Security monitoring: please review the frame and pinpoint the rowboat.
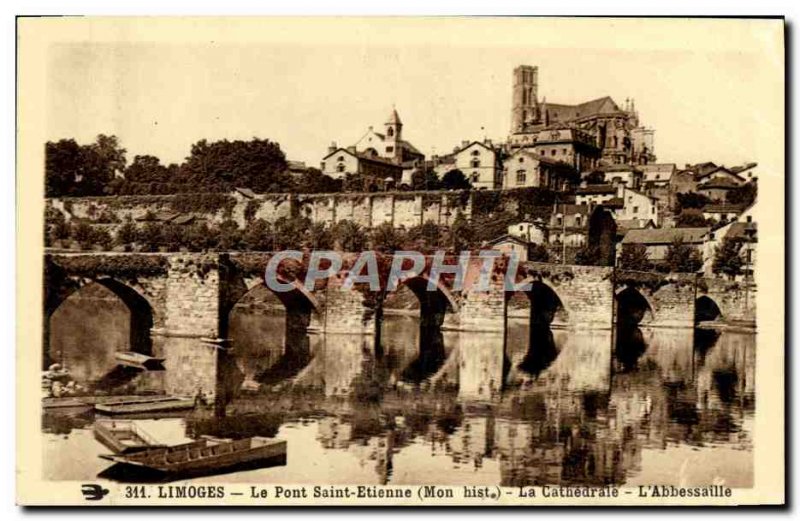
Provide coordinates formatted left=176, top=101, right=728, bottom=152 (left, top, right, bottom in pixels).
left=114, top=351, right=166, bottom=370
left=94, top=396, right=195, bottom=415
left=93, top=419, right=166, bottom=454
left=99, top=437, right=287, bottom=476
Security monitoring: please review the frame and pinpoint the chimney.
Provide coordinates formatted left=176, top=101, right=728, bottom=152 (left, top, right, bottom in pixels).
left=347, top=146, right=356, bottom=153
left=329, top=141, right=338, bottom=154
left=461, top=140, right=469, bottom=148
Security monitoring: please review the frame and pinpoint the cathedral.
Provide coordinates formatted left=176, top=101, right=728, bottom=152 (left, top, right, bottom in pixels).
left=508, top=65, right=656, bottom=167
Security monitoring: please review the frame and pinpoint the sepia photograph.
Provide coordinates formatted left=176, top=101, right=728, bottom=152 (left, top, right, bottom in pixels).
left=15, top=16, right=785, bottom=506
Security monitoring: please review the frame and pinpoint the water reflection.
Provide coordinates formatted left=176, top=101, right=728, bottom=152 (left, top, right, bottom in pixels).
left=44, top=306, right=755, bottom=488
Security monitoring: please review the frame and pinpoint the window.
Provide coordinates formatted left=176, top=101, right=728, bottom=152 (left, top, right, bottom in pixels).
left=575, top=216, right=582, bottom=226
left=551, top=149, right=556, bottom=156
left=386, top=146, right=394, bottom=153
left=562, top=148, right=567, bottom=155
left=387, top=127, right=394, bottom=137
left=633, top=206, right=639, bottom=214
left=337, top=164, right=345, bottom=173
left=471, top=172, right=480, bottom=183
left=321, top=162, right=326, bottom=170
left=471, top=159, right=480, bottom=168
left=471, top=149, right=480, bottom=156
left=556, top=217, right=562, bottom=226
left=519, top=225, right=524, bottom=231
left=337, top=156, right=344, bottom=162
left=516, top=170, right=526, bottom=184
left=519, top=157, right=524, bottom=163
left=746, top=215, right=753, bottom=223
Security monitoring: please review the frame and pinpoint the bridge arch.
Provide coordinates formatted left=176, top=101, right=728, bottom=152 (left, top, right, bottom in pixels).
left=506, top=277, right=570, bottom=326
left=615, top=286, right=655, bottom=326
left=45, top=276, right=155, bottom=385
left=695, top=295, right=723, bottom=323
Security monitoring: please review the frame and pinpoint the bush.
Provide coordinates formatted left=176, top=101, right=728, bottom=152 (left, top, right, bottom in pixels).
left=574, top=245, right=604, bottom=266
left=243, top=199, right=262, bottom=223
left=369, top=222, right=406, bottom=252
left=332, top=220, right=366, bottom=252
left=242, top=219, right=273, bottom=251
left=528, top=244, right=550, bottom=262
left=114, top=220, right=138, bottom=246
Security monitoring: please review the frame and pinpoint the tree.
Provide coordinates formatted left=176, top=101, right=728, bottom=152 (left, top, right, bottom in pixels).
left=727, top=182, right=757, bottom=206
left=664, top=238, right=703, bottom=273
left=618, top=243, right=651, bottom=271
left=583, top=171, right=606, bottom=185
left=407, top=220, right=442, bottom=249
left=528, top=243, right=550, bottom=262
left=272, top=216, right=311, bottom=250
left=45, top=139, right=83, bottom=197
left=332, top=220, right=366, bottom=252
left=70, top=222, right=94, bottom=249
left=114, top=219, right=138, bottom=246
left=675, top=208, right=710, bottom=228
left=242, top=218, right=273, bottom=251
left=441, top=169, right=471, bottom=191
left=294, top=168, right=342, bottom=194
left=216, top=220, right=242, bottom=251
left=411, top=169, right=441, bottom=191
left=45, top=135, right=126, bottom=196
left=712, top=236, right=744, bottom=279
left=370, top=222, right=406, bottom=252
left=308, top=222, right=333, bottom=249
left=180, top=138, right=291, bottom=193
left=137, top=222, right=166, bottom=252
left=574, top=245, right=604, bottom=266
left=447, top=211, right=476, bottom=252
left=674, top=192, right=712, bottom=212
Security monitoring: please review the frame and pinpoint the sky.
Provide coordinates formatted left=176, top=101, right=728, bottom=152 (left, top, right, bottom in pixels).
left=43, top=17, right=784, bottom=171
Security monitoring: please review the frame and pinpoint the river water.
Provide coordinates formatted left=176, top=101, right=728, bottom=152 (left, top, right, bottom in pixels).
left=43, top=309, right=755, bottom=487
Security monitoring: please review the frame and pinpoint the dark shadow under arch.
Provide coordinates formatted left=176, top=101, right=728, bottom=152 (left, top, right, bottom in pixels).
left=616, top=286, right=654, bottom=327
left=506, top=281, right=566, bottom=378
left=695, top=295, right=723, bottom=323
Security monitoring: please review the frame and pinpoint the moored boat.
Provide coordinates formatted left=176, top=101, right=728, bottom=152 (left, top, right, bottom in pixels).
left=114, top=351, right=166, bottom=370
left=99, top=437, right=287, bottom=476
left=94, top=396, right=195, bottom=415
left=93, top=419, right=166, bottom=454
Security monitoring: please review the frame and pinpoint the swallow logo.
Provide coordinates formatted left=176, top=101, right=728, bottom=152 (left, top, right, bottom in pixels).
left=81, top=484, right=109, bottom=501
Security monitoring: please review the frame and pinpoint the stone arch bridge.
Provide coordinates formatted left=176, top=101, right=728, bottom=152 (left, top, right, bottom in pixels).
left=44, top=252, right=755, bottom=399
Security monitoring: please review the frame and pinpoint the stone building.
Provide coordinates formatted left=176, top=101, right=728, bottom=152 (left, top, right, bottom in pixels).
left=508, top=64, right=656, bottom=167
left=502, top=148, right=578, bottom=191
left=508, top=124, right=601, bottom=172
left=352, top=108, right=425, bottom=166
left=449, top=140, right=503, bottom=190
left=575, top=184, right=620, bottom=206
left=320, top=146, right=403, bottom=186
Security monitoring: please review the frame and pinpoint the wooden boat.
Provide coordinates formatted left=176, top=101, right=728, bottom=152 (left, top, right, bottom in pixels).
left=42, top=397, right=91, bottom=410
left=99, top=437, right=287, bottom=475
left=94, top=396, right=195, bottom=416
left=94, top=419, right=166, bottom=454
left=114, top=351, right=166, bottom=370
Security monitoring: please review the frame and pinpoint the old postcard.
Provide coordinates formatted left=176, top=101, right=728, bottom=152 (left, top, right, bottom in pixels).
left=16, top=17, right=784, bottom=506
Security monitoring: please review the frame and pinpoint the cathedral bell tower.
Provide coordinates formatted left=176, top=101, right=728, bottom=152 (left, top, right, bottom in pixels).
left=385, top=107, right=403, bottom=161
left=511, top=65, right=539, bottom=133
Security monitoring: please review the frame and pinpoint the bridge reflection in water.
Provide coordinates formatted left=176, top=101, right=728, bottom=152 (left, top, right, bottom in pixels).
left=44, top=286, right=755, bottom=487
